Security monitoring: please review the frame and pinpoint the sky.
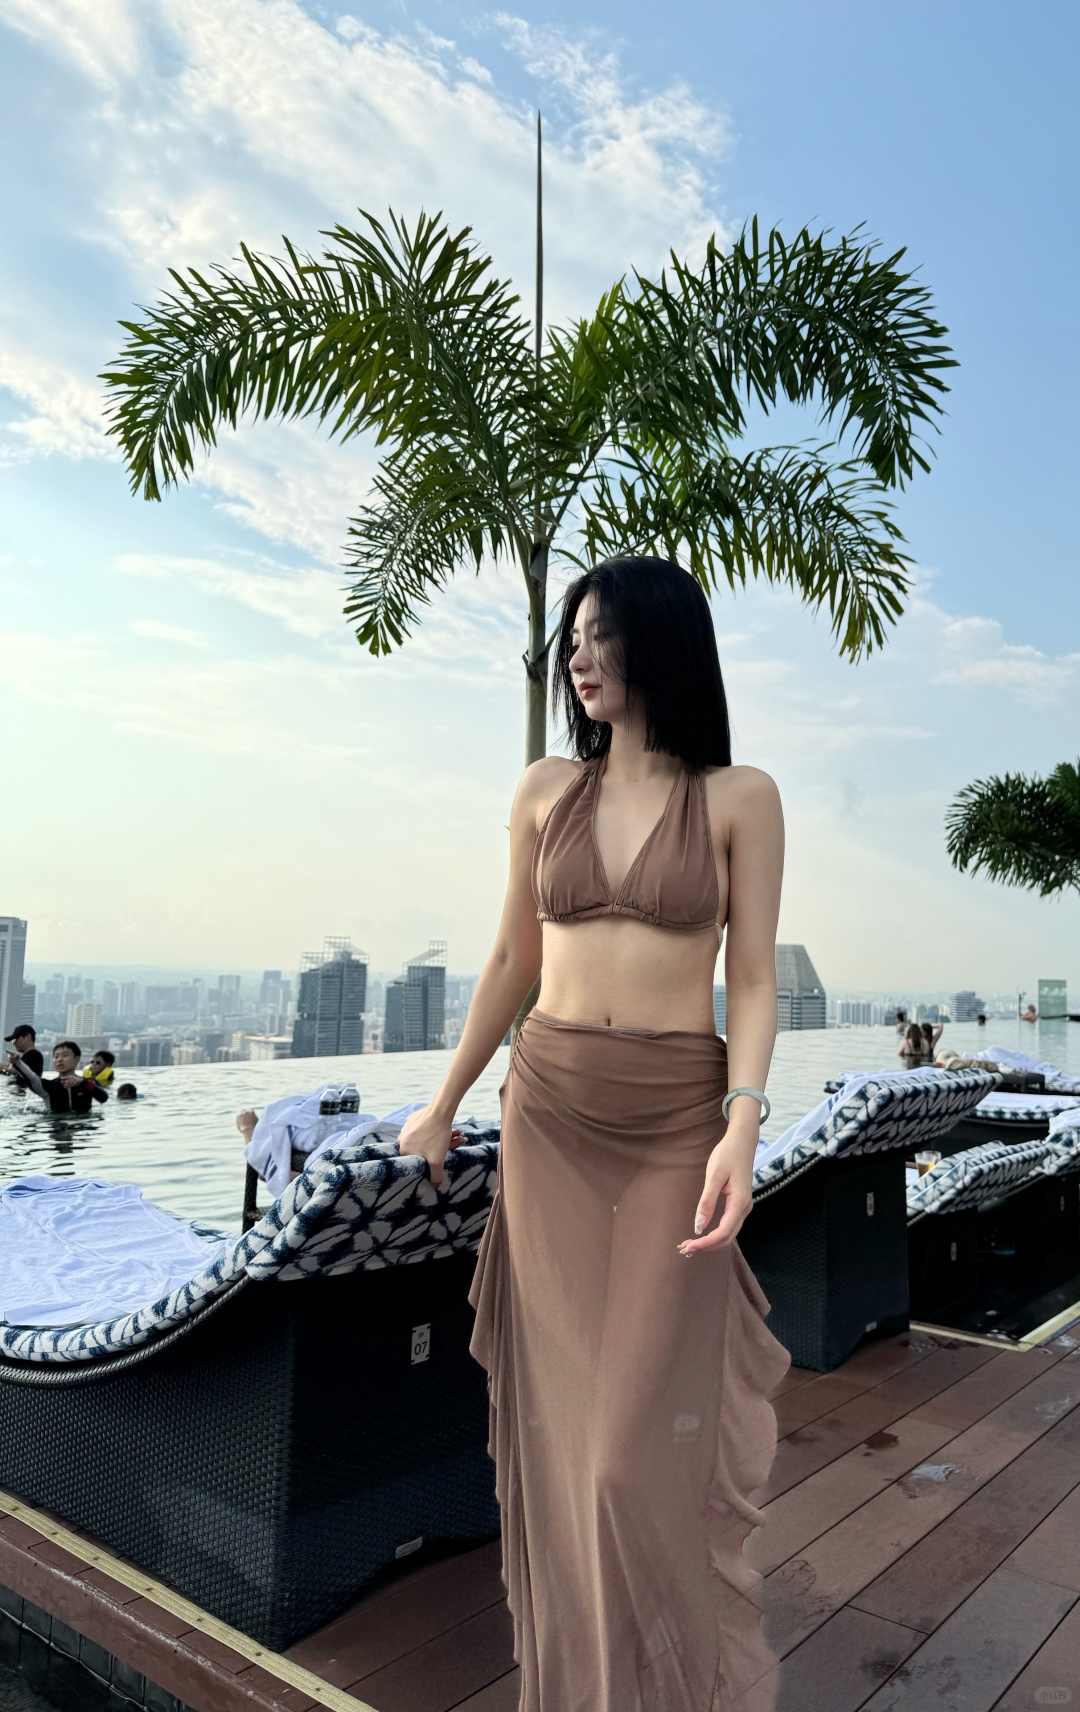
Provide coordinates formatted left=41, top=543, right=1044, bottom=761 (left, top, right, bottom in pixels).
left=1, top=0, right=1078, bottom=996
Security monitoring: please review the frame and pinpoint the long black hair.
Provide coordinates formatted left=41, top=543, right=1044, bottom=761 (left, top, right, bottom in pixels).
left=551, top=556, right=731, bottom=768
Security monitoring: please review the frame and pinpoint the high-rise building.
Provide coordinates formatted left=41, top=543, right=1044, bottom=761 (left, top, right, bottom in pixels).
left=118, top=982, right=143, bottom=1019
left=43, top=974, right=65, bottom=1017
left=0, top=917, right=28, bottom=1040
left=291, top=938, right=368, bottom=1058
left=102, top=981, right=120, bottom=1018
left=713, top=985, right=726, bottom=1033
left=20, top=983, right=35, bottom=1025
left=775, top=945, right=827, bottom=1031
left=836, top=999, right=874, bottom=1025
left=384, top=942, right=447, bottom=1053
left=66, top=1000, right=103, bottom=1038
left=132, top=1037, right=173, bottom=1067
left=260, top=969, right=283, bottom=1007
left=952, top=990, right=986, bottom=1022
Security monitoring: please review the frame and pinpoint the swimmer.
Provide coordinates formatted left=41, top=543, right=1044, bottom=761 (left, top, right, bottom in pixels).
left=2, top=1024, right=43, bottom=1079
left=81, top=1049, right=115, bottom=1088
left=10, top=1040, right=109, bottom=1113
left=116, top=1083, right=138, bottom=1101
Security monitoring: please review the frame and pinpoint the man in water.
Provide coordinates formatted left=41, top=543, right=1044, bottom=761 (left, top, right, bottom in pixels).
left=2, top=1024, right=43, bottom=1080
left=9, top=1040, right=109, bottom=1114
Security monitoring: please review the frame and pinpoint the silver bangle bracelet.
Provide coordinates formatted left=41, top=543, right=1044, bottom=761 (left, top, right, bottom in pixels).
left=722, top=1086, right=771, bottom=1125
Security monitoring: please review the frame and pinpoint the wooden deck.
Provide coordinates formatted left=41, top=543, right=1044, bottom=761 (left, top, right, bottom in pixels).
left=285, top=1325, right=1080, bottom=1712
left=2, top=1323, right=1079, bottom=1711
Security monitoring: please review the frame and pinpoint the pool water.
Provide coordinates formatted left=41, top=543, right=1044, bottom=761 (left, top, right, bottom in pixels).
left=2, top=1021, right=1077, bottom=1233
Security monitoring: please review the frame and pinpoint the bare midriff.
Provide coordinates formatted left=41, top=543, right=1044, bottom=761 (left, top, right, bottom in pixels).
left=536, top=916, right=721, bottom=1034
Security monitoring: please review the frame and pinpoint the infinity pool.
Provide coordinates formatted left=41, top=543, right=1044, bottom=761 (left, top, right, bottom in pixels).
left=2, top=1020, right=1076, bottom=1232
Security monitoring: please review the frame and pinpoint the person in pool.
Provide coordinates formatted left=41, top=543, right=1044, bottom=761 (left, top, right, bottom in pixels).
left=81, top=1049, right=115, bottom=1088
left=10, top=1040, right=110, bottom=1113
left=2, top=1024, right=43, bottom=1080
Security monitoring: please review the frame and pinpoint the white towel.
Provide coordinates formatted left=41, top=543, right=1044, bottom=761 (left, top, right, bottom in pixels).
left=0, top=1178, right=227, bottom=1328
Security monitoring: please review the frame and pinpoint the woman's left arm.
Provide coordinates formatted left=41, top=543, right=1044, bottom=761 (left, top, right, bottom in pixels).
left=679, top=768, right=784, bottom=1255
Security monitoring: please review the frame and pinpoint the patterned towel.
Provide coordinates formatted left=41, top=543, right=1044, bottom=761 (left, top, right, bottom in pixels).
left=906, top=1138, right=1051, bottom=1222
left=0, top=1128, right=500, bottom=1365
left=1040, top=1113, right=1080, bottom=1177
left=973, top=1092, right=1080, bottom=1123
left=752, top=1068, right=997, bottom=1200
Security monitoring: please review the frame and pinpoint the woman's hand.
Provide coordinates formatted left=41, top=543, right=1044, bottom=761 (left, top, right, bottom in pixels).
left=677, top=1132, right=756, bottom=1255
left=396, top=1105, right=464, bottom=1189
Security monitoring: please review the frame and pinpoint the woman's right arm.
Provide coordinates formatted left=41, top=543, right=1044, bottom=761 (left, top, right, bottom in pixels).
left=396, top=762, right=556, bottom=1185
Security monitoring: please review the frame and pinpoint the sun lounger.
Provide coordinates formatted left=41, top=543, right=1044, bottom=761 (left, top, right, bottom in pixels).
left=740, top=1067, right=998, bottom=1371
left=974, top=1047, right=1080, bottom=1095
left=1013, top=1113, right=1080, bottom=1290
left=0, top=1132, right=500, bottom=1650
left=906, top=1139, right=1053, bottom=1320
left=934, top=1090, right=1080, bottom=1156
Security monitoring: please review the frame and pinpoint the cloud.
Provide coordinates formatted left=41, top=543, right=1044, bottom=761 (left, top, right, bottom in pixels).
left=0, top=341, right=110, bottom=463
left=0, top=622, right=361, bottom=760
left=117, top=551, right=347, bottom=639
left=931, top=609, right=1080, bottom=703
left=0, top=0, right=142, bottom=83
left=128, top=619, right=207, bottom=647
left=4, top=0, right=726, bottom=304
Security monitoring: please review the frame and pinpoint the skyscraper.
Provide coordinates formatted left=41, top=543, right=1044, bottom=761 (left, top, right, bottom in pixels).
left=291, top=938, right=368, bottom=1058
left=775, top=944, right=827, bottom=1030
left=384, top=942, right=447, bottom=1053
left=0, top=917, right=28, bottom=1040
left=66, top=1000, right=103, bottom=1038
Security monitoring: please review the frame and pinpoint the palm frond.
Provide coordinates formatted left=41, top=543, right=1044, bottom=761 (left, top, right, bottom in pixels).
left=572, top=442, right=910, bottom=659
left=945, top=763, right=1080, bottom=897
left=342, top=442, right=526, bottom=654
left=101, top=211, right=532, bottom=502
left=630, top=222, right=956, bottom=486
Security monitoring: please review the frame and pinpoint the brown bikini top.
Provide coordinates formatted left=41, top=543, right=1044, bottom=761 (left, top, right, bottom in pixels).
left=532, top=753, right=721, bottom=932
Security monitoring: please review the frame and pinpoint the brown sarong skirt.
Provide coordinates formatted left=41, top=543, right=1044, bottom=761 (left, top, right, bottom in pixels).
left=468, top=1009, right=790, bottom=1712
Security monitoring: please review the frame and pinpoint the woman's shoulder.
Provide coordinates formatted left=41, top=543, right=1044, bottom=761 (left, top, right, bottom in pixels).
left=520, top=755, right=583, bottom=792
left=516, top=756, right=586, bottom=821
left=703, top=764, right=781, bottom=810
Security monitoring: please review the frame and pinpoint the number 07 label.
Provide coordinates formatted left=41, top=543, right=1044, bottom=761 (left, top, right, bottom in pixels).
left=411, top=1323, right=431, bottom=1364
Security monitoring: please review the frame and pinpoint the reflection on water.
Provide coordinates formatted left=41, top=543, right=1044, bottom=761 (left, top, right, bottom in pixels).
left=2, top=1021, right=1076, bottom=1233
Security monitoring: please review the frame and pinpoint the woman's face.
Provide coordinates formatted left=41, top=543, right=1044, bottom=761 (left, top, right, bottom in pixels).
left=568, top=591, right=627, bottom=726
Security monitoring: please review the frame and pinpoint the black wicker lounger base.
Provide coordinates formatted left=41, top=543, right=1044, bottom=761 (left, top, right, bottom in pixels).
left=979, top=1176, right=1080, bottom=1297
left=908, top=1207, right=980, bottom=1323
left=0, top=1252, right=499, bottom=1651
left=740, top=1152, right=910, bottom=1373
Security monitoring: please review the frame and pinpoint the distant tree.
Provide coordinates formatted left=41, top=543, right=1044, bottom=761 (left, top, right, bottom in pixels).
left=946, top=761, right=1080, bottom=897
left=101, top=189, right=953, bottom=763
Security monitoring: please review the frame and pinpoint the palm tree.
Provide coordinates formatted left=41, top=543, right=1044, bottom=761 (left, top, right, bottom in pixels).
left=946, top=761, right=1080, bottom=897
left=102, top=165, right=953, bottom=764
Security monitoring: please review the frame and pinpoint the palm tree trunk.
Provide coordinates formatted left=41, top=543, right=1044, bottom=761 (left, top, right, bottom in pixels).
left=525, top=539, right=549, bottom=765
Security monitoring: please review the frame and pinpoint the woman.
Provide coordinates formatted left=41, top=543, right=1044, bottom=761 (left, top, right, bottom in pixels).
left=399, top=557, right=789, bottom=1711
left=898, top=1021, right=941, bottom=1061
